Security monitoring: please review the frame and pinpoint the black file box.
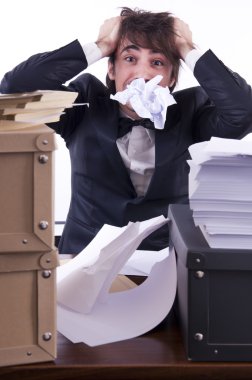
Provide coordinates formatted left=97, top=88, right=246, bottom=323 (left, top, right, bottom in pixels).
left=168, top=203, right=252, bottom=361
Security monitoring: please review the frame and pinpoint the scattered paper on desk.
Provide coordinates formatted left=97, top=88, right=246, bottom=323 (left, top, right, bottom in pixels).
left=57, top=215, right=177, bottom=346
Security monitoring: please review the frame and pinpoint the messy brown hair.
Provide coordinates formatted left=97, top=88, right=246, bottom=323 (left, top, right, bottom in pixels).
left=106, top=7, right=181, bottom=94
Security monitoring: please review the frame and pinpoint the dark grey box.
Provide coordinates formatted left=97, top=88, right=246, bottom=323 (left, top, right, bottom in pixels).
left=168, top=204, right=252, bottom=361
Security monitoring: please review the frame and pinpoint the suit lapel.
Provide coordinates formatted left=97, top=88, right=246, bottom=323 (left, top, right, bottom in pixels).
left=145, top=103, right=181, bottom=197
left=91, top=96, right=136, bottom=195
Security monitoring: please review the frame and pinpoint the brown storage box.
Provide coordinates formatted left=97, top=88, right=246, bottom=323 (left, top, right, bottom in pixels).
left=0, top=249, right=58, bottom=366
left=0, top=125, right=56, bottom=252
left=0, top=125, right=59, bottom=366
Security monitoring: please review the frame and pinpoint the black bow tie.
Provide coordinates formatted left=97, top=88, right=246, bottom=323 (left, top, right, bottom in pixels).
left=118, top=117, right=155, bottom=138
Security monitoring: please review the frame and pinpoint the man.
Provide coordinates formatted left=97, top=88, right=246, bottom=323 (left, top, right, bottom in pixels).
left=1, top=8, right=252, bottom=254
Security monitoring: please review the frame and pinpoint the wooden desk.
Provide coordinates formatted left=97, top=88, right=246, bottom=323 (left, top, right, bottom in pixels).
left=1, top=311, right=252, bottom=380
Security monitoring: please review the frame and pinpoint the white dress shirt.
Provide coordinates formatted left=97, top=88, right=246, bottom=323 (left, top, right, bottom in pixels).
left=81, top=41, right=204, bottom=196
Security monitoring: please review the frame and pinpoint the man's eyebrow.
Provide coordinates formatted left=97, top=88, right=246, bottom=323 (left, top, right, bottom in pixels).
left=120, top=44, right=140, bottom=54
left=120, top=44, right=164, bottom=56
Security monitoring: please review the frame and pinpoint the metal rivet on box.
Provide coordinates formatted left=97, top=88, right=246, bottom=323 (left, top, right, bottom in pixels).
left=42, top=332, right=52, bottom=341
left=27, top=351, right=32, bottom=356
left=42, top=270, right=51, bottom=278
left=22, top=239, right=28, bottom=244
left=42, top=139, right=49, bottom=145
left=39, top=220, right=49, bottom=230
left=38, top=154, right=49, bottom=164
left=194, top=333, right=204, bottom=341
left=195, top=270, right=205, bottom=279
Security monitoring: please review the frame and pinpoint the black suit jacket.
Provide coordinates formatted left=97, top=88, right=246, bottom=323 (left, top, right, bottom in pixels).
left=1, top=40, right=252, bottom=254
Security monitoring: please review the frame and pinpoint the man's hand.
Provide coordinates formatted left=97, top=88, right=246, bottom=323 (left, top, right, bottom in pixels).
left=173, top=18, right=194, bottom=60
left=96, top=16, right=121, bottom=58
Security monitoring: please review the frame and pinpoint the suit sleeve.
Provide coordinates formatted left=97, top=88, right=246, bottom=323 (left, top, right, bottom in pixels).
left=0, top=40, right=87, bottom=93
left=192, top=49, right=252, bottom=140
left=0, top=40, right=91, bottom=140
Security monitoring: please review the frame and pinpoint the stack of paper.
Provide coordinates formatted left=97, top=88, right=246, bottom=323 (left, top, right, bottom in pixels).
left=0, top=90, right=85, bottom=130
left=188, top=133, right=252, bottom=249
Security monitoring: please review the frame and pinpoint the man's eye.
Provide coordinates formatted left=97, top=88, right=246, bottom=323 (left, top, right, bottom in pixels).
left=125, top=56, right=135, bottom=62
left=153, top=60, right=163, bottom=66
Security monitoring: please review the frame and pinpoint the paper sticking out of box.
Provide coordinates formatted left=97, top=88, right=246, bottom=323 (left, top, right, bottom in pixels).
left=57, top=215, right=177, bottom=346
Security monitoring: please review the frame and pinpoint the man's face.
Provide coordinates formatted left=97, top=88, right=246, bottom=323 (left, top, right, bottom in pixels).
left=108, top=38, right=175, bottom=119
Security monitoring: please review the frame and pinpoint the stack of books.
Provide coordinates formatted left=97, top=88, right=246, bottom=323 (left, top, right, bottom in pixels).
left=188, top=134, right=252, bottom=249
left=0, top=90, right=83, bottom=130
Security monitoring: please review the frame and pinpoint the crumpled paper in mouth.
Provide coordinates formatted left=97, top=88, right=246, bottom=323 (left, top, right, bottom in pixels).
left=110, top=75, right=176, bottom=129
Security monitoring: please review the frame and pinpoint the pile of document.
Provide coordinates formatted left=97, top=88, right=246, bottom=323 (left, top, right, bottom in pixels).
left=188, top=133, right=252, bottom=249
left=0, top=90, right=83, bottom=130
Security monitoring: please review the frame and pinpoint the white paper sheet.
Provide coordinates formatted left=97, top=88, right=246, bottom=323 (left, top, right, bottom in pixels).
left=57, top=216, right=177, bottom=346
left=119, top=248, right=168, bottom=276
left=189, top=135, right=252, bottom=164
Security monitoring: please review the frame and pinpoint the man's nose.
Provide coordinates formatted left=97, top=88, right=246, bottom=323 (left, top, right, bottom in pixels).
left=134, top=64, right=153, bottom=81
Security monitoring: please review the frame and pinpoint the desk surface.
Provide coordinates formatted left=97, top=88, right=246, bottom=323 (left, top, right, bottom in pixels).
left=1, top=312, right=252, bottom=380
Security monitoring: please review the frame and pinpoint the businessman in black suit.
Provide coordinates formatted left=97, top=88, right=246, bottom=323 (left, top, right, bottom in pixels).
left=1, top=7, right=252, bottom=255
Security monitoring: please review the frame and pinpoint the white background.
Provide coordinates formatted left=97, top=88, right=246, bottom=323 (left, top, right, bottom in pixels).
left=1, top=0, right=251, bottom=221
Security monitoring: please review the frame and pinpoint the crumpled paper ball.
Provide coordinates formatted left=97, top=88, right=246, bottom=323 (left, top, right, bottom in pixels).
left=110, top=75, right=176, bottom=129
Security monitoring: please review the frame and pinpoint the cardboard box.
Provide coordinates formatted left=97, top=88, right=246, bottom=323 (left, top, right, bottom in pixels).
left=0, top=249, right=58, bottom=366
left=0, top=125, right=56, bottom=252
left=0, top=125, right=58, bottom=366
left=169, top=204, right=252, bottom=361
